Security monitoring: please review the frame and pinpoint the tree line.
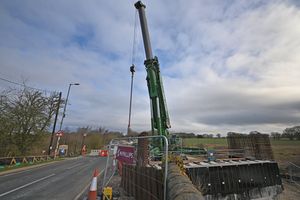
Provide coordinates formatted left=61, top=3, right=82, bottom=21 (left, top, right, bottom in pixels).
left=0, top=87, right=123, bottom=157
left=59, top=127, right=123, bottom=156
left=172, top=127, right=300, bottom=140
left=270, top=126, right=300, bottom=140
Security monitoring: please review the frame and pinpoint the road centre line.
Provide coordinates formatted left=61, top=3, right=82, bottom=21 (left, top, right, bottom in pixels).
left=0, top=173, right=56, bottom=197
left=66, top=163, right=83, bottom=170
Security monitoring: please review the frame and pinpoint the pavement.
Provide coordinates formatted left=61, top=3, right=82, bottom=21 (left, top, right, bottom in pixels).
left=0, top=156, right=107, bottom=200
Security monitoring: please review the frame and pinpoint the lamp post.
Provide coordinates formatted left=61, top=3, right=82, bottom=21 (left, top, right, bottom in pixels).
left=54, top=83, right=80, bottom=158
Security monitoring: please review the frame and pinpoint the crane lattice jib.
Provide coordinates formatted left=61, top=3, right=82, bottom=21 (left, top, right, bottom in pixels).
left=135, top=1, right=171, bottom=136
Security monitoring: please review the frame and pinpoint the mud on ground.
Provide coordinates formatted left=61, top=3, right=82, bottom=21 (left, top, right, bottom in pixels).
left=277, top=179, right=300, bottom=200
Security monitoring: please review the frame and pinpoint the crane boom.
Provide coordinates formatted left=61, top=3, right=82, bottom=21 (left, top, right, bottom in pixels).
left=135, top=1, right=171, bottom=136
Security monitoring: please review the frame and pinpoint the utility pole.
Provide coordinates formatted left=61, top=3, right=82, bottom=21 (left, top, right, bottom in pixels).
left=48, top=92, right=62, bottom=155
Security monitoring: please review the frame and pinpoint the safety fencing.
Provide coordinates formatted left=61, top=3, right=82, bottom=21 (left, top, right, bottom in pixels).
left=287, top=162, right=300, bottom=187
left=0, top=155, right=53, bottom=168
left=102, top=135, right=168, bottom=200
left=121, top=164, right=163, bottom=200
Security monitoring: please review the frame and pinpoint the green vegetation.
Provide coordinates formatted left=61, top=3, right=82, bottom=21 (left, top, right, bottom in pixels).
left=62, top=127, right=123, bottom=155
left=0, top=87, right=124, bottom=157
left=183, top=137, right=227, bottom=147
left=0, top=87, right=61, bottom=156
left=270, top=139, right=300, bottom=169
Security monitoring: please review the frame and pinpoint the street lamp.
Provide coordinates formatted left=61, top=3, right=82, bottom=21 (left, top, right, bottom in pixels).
left=59, top=83, right=80, bottom=131
left=54, top=83, right=80, bottom=158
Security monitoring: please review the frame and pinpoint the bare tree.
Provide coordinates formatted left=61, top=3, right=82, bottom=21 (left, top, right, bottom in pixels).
left=0, top=88, right=60, bottom=155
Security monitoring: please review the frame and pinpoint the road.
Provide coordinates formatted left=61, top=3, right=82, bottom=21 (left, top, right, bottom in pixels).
left=0, top=156, right=107, bottom=200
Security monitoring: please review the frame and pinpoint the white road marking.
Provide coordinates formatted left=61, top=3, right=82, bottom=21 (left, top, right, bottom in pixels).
left=0, top=173, right=56, bottom=197
left=66, top=163, right=83, bottom=170
left=74, top=169, right=104, bottom=200
left=0, top=165, right=50, bottom=177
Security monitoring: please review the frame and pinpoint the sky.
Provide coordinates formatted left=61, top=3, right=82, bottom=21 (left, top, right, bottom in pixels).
left=0, top=0, right=299, bottom=135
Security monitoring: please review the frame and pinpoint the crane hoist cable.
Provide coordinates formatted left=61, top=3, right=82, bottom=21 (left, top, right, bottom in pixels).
left=127, top=10, right=138, bottom=135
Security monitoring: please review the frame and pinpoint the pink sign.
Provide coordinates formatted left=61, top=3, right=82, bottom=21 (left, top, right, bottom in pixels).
left=116, top=146, right=135, bottom=164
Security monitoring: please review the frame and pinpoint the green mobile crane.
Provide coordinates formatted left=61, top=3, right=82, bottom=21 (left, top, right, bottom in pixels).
left=135, top=1, right=171, bottom=137
left=134, top=1, right=204, bottom=155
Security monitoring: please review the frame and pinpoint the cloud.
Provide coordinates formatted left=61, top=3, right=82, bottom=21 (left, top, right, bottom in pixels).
left=0, top=0, right=299, bottom=134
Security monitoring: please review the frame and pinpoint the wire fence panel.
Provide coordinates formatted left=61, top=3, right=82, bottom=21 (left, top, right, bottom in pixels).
left=121, top=164, right=163, bottom=200
left=288, top=162, right=300, bottom=187
left=102, top=135, right=168, bottom=200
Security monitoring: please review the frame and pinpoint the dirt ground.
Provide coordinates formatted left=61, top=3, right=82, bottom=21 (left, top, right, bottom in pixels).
left=98, top=171, right=134, bottom=200
left=277, top=179, right=300, bottom=200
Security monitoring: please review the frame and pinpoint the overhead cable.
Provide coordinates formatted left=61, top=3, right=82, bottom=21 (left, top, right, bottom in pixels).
left=0, top=76, right=56, bottom=94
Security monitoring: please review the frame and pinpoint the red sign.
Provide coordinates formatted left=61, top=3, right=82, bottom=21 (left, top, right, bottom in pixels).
left=116, top=146, right=135, bottom=164
left=56, top=130, right=64, bottom=137
left=99, top=150, right=108, bottom=157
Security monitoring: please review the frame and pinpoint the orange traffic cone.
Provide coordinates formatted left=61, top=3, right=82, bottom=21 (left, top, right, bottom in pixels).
left=88, top=169, right=99, bottom=200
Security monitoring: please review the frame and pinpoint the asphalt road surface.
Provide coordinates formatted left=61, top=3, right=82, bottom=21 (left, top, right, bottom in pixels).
left=0, top=156, right=107, bottom=200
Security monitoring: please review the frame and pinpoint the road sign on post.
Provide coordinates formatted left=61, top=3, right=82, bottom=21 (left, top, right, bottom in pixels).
left=81, top=144, right=87, bottom=156
left=56, top=130, right=64, bottom=137
left=54, top=130, right=64, bottom=159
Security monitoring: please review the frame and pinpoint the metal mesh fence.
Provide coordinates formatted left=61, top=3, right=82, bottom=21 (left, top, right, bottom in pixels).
left=288, top=162, right=300, bottom=187
left=121, top=164, right=163, bottom=200
left=102, top=135, right=168, bottom=200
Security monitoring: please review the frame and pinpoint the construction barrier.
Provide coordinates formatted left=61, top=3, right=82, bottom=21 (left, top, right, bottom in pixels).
left=121, top=164, right=163, bottom=200
left=0, top=155, right=53, bottom=167
left=103, top=135, right=169, bottom=200
left=102, top=187, right=112, bottom=200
